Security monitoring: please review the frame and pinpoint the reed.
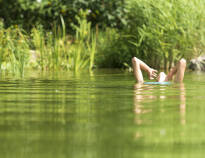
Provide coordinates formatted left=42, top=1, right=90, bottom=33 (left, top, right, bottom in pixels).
left=0, top=23, right=29, bottom=76
left=126, top=0, right=205, bottom=70
left=71, top=9, right=97, bottom=73
left=30, top=10, right=97, bottom=73
left=0, top=10, right=97, bottom=76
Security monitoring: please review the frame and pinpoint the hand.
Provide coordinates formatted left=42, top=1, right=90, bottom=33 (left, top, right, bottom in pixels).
left=148, top=68, right=158, bottom=80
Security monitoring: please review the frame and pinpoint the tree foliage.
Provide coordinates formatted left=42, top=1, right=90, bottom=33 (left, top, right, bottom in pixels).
left=0, top=0, right=127, bottom=31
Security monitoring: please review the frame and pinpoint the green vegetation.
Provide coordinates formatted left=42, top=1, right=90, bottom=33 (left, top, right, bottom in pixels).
left=0, top=22, right=29, bottom=76
left=0, top=10, right=97, bottom=75
left=30, top=10, right=96, bottom=73
left=1, top=0, right=205, bottom=76
left=0, top=0, right=127, bottom=31
left=97, top=0, right=205, bottom=70
left=126, top=0, right=205, bottom=70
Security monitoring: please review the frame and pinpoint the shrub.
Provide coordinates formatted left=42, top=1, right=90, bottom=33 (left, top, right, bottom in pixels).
left=96, top=0, right=205, bottom=70
left=0, top=0, right=128, bottom=32
left=96, top=28, right=135, bottom=68
left=125, top=0, right=205, bottom=70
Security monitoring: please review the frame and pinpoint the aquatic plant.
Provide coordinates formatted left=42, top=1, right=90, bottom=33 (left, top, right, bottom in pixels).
left=30, top=10, right=97, bottom=73
left=0, top=10, right=97, bottom=76
left=0, top=21, right=29, bottom=76
left=70, top=9, right=97, bottom=72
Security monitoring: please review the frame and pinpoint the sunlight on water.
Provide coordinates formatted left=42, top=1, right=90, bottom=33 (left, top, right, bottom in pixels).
left=0, top=70, right=205, bottom=158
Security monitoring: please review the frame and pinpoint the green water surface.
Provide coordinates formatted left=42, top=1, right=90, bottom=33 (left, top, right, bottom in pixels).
left=0, top=70, right=204, bottom=158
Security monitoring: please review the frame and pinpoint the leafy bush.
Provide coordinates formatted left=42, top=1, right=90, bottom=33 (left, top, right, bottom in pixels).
left=125, top=0, right=205, bottom=70
left=0, top=10, right=97, bottom=76
left=96, top=29, right=135, bottom=68
left=97, top=0, right=205, bottom=70
left=0, top=0, right=127, bottom=32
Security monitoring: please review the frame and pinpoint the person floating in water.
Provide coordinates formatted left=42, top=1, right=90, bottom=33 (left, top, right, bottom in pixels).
left=132, top=57, right=186, bottom=83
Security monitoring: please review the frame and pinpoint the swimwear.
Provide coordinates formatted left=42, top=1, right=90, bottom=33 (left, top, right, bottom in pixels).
left=143, top=82, right=171, bottom=85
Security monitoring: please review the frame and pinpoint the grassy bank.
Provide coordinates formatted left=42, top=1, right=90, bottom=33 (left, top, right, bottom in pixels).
left=1, top=0, right=205, bottom=76
left=0, top=10, right=97, bottom=76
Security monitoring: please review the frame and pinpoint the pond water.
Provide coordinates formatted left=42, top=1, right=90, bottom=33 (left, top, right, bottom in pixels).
left=0, top=70, right=205, bottom=158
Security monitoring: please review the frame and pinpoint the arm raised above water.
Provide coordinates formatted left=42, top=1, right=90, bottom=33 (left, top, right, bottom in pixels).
left=132, top=57, right=158, bottom=82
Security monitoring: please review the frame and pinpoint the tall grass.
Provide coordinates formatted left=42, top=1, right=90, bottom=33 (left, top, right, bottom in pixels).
left=125, top=0, right=205, bottom=70
left=71, top=10, right=97, bottom=72
left=31, top=10, right=97, bottom=73
left=0, top=10, right=97, bottom=76
left=1, top=1, right=205, bottom=74
left=94, top=0, right=205, bottom=69
left=0, top=21, right=29, bottom=76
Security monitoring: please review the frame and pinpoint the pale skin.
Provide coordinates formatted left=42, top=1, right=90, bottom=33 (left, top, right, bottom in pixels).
left=132, top=57, right=186, bottom=83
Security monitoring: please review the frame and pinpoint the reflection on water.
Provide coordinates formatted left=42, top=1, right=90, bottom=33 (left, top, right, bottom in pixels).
left=133, top=83, right=187, bottom=144
left=133, top=83, right=186, bottom=124
left=0, top=71, right=205, bottom=158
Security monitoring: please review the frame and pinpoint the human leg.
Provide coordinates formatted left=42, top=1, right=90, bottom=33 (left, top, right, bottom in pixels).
left=132, top=57, right=144, bottom=83
left=166, top=58, right=186, bottom=82
left=174, top=58, right=186, bottom=82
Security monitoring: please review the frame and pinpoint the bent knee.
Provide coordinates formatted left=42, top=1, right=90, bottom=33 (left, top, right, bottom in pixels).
left=180, top=58, right=186, bottom=63
left=179, top=58, right=186, bottom=68
left=132, top=57, right=139, bottom=64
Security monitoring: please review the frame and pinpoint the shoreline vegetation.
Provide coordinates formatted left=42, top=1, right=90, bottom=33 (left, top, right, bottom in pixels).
left=1, top=0, right=205, bottom=77
left=0, top=10, right=97, bottom=76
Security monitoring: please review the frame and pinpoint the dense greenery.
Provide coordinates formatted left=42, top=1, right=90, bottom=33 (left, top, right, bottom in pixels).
left=0, top=10, right=96, bottom=76
left=98, top=0, right=205, bottom=70
left=0, top=0, right=127, bottom=31
left=0, top=22, right=29, bottom=75
left=1, top=0, right=205, bottom=75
